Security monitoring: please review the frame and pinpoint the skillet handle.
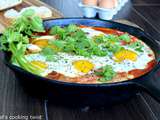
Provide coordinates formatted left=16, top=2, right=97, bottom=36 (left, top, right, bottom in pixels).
left=133, top=64, right=160, bottom=102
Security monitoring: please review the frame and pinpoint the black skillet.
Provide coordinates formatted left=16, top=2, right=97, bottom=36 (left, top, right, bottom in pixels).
left=2, top=18, right=160, bottom=107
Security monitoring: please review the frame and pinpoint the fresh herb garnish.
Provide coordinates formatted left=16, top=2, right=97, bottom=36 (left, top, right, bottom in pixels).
left=95, top=65, right=116, bottom=82
left=129, top=41, right=143, bottom=52
left=0, top=10, right=45, bottom=76
left=49, top=40, right=65, bottom=51
left=41, top=47, right=56, bottom=61
left=104, top=43, right=124, bottom=53
left=49, top=25, right=108, bottom=57
left=106, top=34, right=120, bottom=42
left=13, top=9, right=44, bottom=36
left=119, top=33, right=131, bottom=43
left=93, top=35, right=106, bottom=44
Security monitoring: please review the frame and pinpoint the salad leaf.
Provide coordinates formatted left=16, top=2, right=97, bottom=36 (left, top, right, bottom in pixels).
left=0, top=10, right=45, bottom=76
left=13, top=9, right=44, bottom=36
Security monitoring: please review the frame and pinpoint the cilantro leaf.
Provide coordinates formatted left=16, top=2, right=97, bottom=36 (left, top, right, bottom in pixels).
left=41, top=47, right=57, bottom=61
left=49, top=40, right=65, bottom=51
left=106, top=34, right=119, bottom=42
left=65, top=24, right=79, bottom=33
left=104, top=42, right=124, bottom=53
left=93, top=35, right=106, bottom=44
left=119, top=33, right=131, bottom=42
left=129, top=41, right=143, bottom=52
left=50, top=26, right=66, bottom=39
left=95, top=65, right=116, bottom=82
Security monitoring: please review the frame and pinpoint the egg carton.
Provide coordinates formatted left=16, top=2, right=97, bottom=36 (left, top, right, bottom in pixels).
left=79, top=0, right=128, bottom=20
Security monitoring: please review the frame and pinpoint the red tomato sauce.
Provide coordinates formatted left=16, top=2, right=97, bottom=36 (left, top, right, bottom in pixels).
left=128, top=60, right=157, bottom=78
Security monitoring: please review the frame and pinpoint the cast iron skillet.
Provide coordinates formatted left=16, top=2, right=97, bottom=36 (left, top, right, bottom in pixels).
left=2, top=18, right=160, bottom=107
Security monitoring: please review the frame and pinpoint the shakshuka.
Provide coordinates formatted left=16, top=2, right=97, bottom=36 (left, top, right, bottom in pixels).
left=22, top=24, right=156, bottom=84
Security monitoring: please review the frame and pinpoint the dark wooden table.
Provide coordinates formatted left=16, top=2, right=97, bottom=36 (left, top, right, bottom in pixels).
left=0, top=0, right=160, bottom=120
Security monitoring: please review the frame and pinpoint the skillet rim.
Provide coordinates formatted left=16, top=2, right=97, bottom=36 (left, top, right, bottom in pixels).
left=2, top=17, right=160, bottom=87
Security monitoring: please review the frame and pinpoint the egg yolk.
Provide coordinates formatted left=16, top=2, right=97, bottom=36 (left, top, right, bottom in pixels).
left=73, top=60, right=94, bottom=73
left=30, top=61, right=48, bottom=69
left=32, top=39, right=49, bottom=48
left=114, top=49, right=137, bottom=62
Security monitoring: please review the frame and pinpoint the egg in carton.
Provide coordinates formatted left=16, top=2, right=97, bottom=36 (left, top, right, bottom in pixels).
left=79, top=0, right=129, bottom=20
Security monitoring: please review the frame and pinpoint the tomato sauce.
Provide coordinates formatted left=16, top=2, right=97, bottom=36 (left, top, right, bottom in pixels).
left=128, top=60, right=157, bottom=78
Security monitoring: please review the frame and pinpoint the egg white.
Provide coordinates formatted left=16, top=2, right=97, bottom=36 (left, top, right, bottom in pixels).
left=81, top=27, right=106, bottom=38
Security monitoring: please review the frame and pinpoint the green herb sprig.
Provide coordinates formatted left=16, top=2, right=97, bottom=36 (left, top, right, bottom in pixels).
left=95, top=65, right=116, bottom=82
left=49, top=25, right=108, bottom=57
left=0, top=9, right=45, bottom=76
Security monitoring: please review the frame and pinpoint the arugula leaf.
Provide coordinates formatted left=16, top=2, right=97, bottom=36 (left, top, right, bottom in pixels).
left=95, top=65, right=116, bottom=82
